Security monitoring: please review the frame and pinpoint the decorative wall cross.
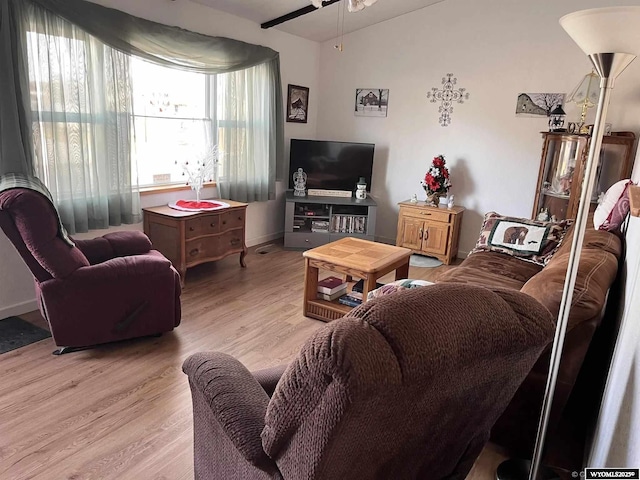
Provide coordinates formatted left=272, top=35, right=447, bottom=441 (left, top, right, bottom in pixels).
left=426, top=73, right=470, bottom=127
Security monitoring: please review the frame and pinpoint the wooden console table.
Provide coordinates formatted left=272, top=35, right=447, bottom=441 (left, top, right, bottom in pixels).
left=143, top=201, right=248, bottom=283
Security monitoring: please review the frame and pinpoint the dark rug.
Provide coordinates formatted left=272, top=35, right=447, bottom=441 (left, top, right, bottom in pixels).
left=0, top=316, right=51, bottom=354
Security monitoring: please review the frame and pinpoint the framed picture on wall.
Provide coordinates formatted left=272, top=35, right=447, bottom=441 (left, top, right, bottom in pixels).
left=355, top=88, right=389, bottom=117
left=287, top=84, right=309, bottom=123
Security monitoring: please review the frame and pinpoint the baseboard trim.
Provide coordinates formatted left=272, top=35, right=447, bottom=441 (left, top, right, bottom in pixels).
left=0, top=298, right=38, bottom=319
left=247, top=232, right=284, bottom=248
left=376, top=236, right=396, bottom=245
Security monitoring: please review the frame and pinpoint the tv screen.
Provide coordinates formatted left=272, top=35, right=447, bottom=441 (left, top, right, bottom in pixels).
left=288, top=139, right=374, bottom=192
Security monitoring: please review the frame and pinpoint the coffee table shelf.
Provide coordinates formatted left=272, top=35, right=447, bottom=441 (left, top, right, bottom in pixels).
left=306, top=299, right=352, bottom=322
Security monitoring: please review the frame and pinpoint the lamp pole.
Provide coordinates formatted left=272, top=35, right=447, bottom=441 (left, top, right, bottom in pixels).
left=498, top=6, right=640, bottom=479
left=528, top=51, right=636, bottom=480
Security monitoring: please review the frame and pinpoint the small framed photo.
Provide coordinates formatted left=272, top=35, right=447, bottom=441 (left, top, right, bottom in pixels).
left=287, top=84, right=309, bottom=123
left=355, top=88, right=389, bottom=117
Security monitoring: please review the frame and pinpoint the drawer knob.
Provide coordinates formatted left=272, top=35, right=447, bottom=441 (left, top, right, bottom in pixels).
left=238, top=216, right=242, bottom=221
left=189, top=249, right=199, bottom=256
left=421, top=212, right=431, bottom=215
left=222, top=221, right=227, bottom=225
left=189, top=227, right=195, bottom=231
left=210, top=222, right=216, bottom=227
left=230, top=238, right=240, bottom=246
left=305, top=239, right=309, bottom=243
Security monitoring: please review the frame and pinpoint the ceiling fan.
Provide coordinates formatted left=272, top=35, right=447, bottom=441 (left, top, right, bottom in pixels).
left=261, top=0, right=379, bottom=29
left=311, top=0, right=378, bottom=13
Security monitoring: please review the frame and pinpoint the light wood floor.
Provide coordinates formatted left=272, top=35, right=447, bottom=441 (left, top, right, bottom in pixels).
left=0, top=242, right=510, bottom=480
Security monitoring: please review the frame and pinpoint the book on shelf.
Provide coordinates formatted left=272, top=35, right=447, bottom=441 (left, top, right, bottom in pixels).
left=317, top=276, right=348, bottom=295
left=347, top=291, right=363, bottom=300
left=338, top=294, right=362, bottom=308
left=317, top=289, right=346, bottom=301
left=351, top=279, right=384, bottom=293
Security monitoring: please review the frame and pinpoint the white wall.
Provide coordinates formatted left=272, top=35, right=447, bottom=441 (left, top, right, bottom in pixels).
left=0, top=0, right=320, bottom=318
left=315, top=0, right=640, bottom=248
left=589, top=172, right=640, bottom=467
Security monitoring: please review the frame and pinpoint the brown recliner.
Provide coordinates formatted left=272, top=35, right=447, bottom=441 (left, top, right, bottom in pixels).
left=183, top=284, right=554, bottom=480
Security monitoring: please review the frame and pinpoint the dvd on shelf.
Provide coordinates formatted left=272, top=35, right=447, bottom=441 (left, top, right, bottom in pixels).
left=331, top=215, right=367, bottom=234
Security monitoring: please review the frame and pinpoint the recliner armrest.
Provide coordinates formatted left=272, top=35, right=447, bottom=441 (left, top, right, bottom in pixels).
left=183, top=352, right=273, bottom=469
left=73, top=231, right=152, bottom=264
left=68, top=253, right=171, bottom=282
left=252, top=364, right=288, bottom=397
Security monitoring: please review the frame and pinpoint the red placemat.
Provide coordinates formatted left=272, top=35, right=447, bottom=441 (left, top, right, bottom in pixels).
left=168, top=200, right=230, bottom=212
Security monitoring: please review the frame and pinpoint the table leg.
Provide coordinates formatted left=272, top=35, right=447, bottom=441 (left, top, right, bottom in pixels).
left=362, top=276, right=378, bottom=303
left=303, top=258, right=319, bottom=317
left=395, top=259, right=410, bottom=280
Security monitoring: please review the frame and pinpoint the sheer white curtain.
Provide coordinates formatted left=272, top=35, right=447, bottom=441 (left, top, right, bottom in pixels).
left=25, top=4, right=139, bottom=234
left=217, top=62, right=276, bottom=202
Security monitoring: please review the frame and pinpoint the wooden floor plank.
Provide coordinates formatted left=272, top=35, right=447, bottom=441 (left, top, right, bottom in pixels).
left=1, top=243, right=512, bottom=479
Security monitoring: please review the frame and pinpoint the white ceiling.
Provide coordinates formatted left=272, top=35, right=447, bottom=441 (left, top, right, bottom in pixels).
left=190, top=0, right=447, bottom=42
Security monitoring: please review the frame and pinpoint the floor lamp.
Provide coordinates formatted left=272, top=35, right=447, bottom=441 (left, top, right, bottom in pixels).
left=497, top=6, right=640, bottom=480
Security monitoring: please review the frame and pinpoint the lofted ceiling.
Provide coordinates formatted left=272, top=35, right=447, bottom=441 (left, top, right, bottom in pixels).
left=190, top=0, right=447, bottom=42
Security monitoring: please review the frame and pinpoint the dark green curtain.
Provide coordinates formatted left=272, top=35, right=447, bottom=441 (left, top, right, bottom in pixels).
left=0, top=0, right=285, bottom=199
left=0, top=0, right=33, bottom=175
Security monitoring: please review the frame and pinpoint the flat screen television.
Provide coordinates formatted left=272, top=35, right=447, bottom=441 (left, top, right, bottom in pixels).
left=288, top=139, right=374, bottom=192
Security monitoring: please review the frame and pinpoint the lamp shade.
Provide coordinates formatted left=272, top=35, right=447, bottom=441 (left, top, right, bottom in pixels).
left=568, top=71, right=599, bottom=108
left=560, top=7, right=640, bottom=56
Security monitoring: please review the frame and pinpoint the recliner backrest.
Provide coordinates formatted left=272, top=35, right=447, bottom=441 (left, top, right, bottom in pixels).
left=0, top=188, right=89, bottom=280
left=262, top=284, right=554, bottom=480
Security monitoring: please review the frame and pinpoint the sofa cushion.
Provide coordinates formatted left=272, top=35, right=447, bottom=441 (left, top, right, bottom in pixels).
left=522, top=227, right=622, bottom=328
left=471, top=212, right=572, bottom=266
left=438, top=251, right=543, bottom=290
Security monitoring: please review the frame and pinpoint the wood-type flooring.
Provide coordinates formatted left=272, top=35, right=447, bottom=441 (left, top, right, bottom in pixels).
left=1, top=242, right=521, bottom=480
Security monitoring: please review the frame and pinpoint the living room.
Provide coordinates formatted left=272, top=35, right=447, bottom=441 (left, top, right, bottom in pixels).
left=1, top=0, right=640, bottom=478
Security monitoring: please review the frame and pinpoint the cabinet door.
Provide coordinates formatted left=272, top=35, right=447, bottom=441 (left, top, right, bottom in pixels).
left=399, top=217, right=424, bottom=250
left=421, top=222, right=450, bottom=255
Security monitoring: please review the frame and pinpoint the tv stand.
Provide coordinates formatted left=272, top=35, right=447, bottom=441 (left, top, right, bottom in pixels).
left=284, top=191, right=377, bottom=249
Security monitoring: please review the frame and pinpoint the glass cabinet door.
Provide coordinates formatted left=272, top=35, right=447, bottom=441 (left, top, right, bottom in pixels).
left=532, top=132, right=635, bottom=221
left=534, top=135, right=587, bottom=221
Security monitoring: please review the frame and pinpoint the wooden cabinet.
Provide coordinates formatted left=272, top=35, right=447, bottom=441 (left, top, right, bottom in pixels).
left=395, top=201, right=464, bottom=265
left=143, top=201, right=248, bottom=284
left=532, top=131, right=635, bottom=221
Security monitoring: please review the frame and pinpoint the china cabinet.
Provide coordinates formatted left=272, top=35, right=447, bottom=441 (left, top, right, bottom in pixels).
left=532, top=132, right=635, bottom=221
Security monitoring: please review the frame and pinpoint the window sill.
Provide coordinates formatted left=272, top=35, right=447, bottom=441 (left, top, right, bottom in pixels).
left=139, top=182, right=217, bottom=196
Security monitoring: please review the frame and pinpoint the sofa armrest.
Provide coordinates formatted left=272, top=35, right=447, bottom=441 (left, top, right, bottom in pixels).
left=73, top=231, right=152, bottom=264
left=183, top=352, right=274, bottom=470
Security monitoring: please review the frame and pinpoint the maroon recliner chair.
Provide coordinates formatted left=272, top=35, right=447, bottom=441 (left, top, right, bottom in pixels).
left=0, top=182, right=181, bottom=354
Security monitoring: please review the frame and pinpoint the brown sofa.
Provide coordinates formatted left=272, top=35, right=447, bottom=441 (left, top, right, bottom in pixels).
left=438, top=222, right=622, bottom=465
left=183, top=284, right=554, bottom=480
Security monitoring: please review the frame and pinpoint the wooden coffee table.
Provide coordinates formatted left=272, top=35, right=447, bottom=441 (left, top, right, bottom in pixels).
left=302, top=237, right=412, bottom=322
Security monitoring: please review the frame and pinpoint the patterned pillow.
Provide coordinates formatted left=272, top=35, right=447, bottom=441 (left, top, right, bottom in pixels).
left=366, top=279, right=434, bottom=301
left=471, top=212, right=573, bottom=266
left=594, top=179, right=634, bottom=232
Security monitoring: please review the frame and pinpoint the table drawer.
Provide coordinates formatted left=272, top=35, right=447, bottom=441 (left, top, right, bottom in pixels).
left=220, top=210, right=245, bottom=231
left=284, top=232, right=327, bottom=249
left=185, top=214, right=221, bottom=239
left=400, top=206, right=451, bottom=224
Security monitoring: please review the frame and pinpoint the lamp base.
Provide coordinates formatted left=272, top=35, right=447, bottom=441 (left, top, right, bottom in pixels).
left=496, top=459, right=560, bottom=480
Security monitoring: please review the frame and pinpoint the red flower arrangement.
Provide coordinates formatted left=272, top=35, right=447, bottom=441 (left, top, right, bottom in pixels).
left=421, top=155, right=451, bottom=195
